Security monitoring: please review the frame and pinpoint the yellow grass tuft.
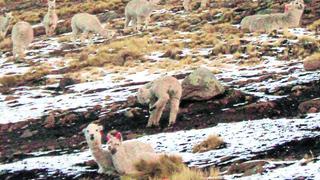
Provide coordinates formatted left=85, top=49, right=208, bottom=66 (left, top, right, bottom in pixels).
left=121, top=154, right=220, bottom=180
left=192, top=134, right=225, bottom=153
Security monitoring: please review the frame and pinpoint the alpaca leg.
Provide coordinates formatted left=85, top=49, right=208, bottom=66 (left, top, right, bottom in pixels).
left=168, top=98, right=180, bottom=126
left=125, top=16, right=131, bottom=29
left=137, top=16, right=142, bottom=31
left=144, top=16, right=150, bottom=30
left=147, top=95, right=169, bottom=127
left=200, top=0, right=209, bottom=9
left=132, top=18, right=137, bottom=31
left=183, top=0, right=191, bottom=11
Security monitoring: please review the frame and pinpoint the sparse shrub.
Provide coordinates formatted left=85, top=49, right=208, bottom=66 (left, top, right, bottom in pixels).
left=192, top=134, right=225, bottom=153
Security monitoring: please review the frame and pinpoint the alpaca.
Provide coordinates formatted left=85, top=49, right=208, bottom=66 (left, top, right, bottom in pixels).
left=42, top=0, right=58, bottom=36
left=0, top=12, right=13, bottom=39
left=71, top=13, right=115, bottom=44
left=82, top=123, right=115, bottom=174
left=241, top=0, right=305, bottom=33
left=106, top=131, right=159, bottom=175
left=183, top=0, right=209, bottom=12
left=124, top=0, right=160, bottom=31
left=11, top=21, right=34, bottom=59
left=137, top=76, right=182, bottom=127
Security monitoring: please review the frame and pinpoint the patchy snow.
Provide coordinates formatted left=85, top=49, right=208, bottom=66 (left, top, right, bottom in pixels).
left=0, top=114, right=319, bottom=178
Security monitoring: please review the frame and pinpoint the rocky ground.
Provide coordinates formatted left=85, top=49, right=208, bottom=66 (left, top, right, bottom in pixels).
left=0, top=0, right=319, bottom=179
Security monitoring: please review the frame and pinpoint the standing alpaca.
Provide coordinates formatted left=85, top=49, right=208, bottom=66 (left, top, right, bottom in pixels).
left=137, top=76, right=182, bottom=127
left=0, top=12, right=13, bottom=39
left=82, top=124, right=115, bottom=174
left=106, top=131, right=159, bottom=175
left=71, top=13, right=115, bottom=44
left=124, top=0, right=160, bottom=31
left=43, top=0, right=58, bottom=36
left=11, top=21, right=34, bottom=59
left=241, top=0, right=305, bottom=33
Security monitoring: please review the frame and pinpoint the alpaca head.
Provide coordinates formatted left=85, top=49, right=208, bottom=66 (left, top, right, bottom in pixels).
left=5, top=12, right=13, bottom=20
left=100, top=29, right=117, bottom=39
left=287, top=0, right=305, bottom=11
left=137, top=86, right=151, bottom=105
left=106, top=130, right=123, bottom=154
left=48, top=0, right=56, bottom=9
left=83, top=123, right=103, bottom=147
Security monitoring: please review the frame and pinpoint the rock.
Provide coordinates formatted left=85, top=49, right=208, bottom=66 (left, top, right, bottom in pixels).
left=58, top=77, right=76, bottom=91
left=298, top=99, right=320, bottom=114
left=60, top=113, right=79, bottom=125
left=44, top=114, right=56, bottom=129
left=226, top=160, right=269, bottom=176
left=127, top=95, right=137, bottom=106
left=20, top=129, right=38, bottom=138
left=303, top=55, right=320, bottom=71
left=4, top=96, right=19, bottom=101
left=182, top=67, right=225, bottom=101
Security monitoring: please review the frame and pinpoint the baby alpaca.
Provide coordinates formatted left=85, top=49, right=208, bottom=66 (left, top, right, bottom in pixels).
left=0, top=12, right=13, bottom=39
left=241, top=0, right=305, bottom=33
left=124, top=0, right=160, bottom=31
left=106, top=131, right=159, bottom=175
left=42, top=0, right=58, bottom=36
left=71, top=13, right=115, bottom=44
left=11, top=21, right=34, bottom=59
left=137, top=76, right=182, bottom=127
left=183, top=0, right=209, bottom=12
left=82, top=123, right=115, bottom=174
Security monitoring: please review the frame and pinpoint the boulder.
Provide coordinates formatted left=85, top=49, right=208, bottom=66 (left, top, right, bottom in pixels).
left=303, top=53, right=320, bottom=71
left=298, top=99, right=320, bottom=114
left=182, top=67, right=225, bottom=101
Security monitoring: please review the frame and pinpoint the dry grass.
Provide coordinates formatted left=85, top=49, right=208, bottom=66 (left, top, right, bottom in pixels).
left=304, top=52, right=320, bottom=62
left=192, top=134, right=225, bottom=153
left=0, top=38, right=12, bottom=51
left=0, top=67, right=49, bottom=88
left=121, top=154, right=219, bottom=180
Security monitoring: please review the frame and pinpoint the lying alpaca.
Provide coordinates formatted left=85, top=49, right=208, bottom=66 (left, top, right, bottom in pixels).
left=82, top=124, right=115, bottom=174
left=0, top=12, right=13, bottom=39
left=241, top=0, right=305, bottom=33
left=137, top=76, right=182, bottom=127
left=11, top=21, right=34, bottom=59
left=71, top=13, right=115, bottom=44
left=106, top=131, right=159, bottom=175
left=42, top=0, right=58, bottom=36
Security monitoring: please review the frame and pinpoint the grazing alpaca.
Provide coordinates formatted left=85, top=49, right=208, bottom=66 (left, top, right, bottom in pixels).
left=124, top=0, right=160, bottom=31
left=241, top=0, right=305, bottom=33
left=82, top=124, right=115, bottom=174
left=71, top=13, right=115, bottom=44
left=106, top=131, right=159, bottom=175
left=0, top=12, right=13, bottom=39
left=11, top=21, right=34, bottom=59
left=183, top=0, right=209, bottom=12
left=137, top=76, right=182, bottom=127
left=42, top=0, right=58, bottom=36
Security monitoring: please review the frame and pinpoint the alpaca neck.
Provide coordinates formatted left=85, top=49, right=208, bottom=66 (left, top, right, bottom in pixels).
left=287, top=9, right=304, bottom=26
left=88, top=142, right=103, bottom=154
left=3, top=17, right=10, bottom=28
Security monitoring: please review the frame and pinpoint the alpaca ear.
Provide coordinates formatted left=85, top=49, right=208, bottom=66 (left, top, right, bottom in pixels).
left=115, top=132, right=122, bottom=141
left=82, top=128, right=86, bottom=133
left=106, top=134, right=111, bottom=142
left=98, top=125, right=103, bottom=131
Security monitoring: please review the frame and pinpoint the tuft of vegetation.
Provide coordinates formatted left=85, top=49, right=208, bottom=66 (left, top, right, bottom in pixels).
left=192, top=134, right=225, bottom=153
left=121, top=154, right=219, bottom=180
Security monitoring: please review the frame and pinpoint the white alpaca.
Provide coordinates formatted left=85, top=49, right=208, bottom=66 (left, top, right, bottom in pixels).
left=241, top=0, right=305, bottom=33
left=0, top=12, right=13, bottom=39
left=42, top=0, right=58, bottom=36
left=82, top=124, right=115, bottom=174
left=137, top=76, right=182, bottom=127
left=71, top=13, right=115, bottom=44
left=124, top=0, right=160, bottom=31
left=11, top=21, right=34, bottom=59
left=106, top=131, right=159, bottom=175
